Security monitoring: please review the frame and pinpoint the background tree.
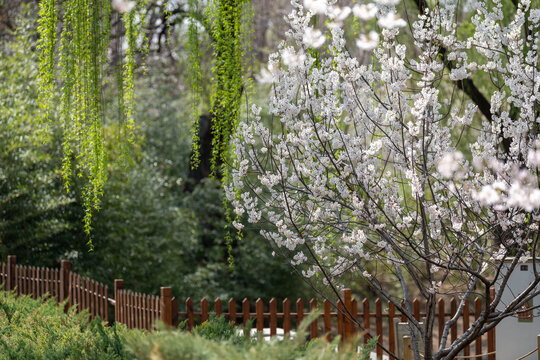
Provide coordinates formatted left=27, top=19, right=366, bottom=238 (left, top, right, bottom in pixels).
left=0, top=2, right=308, bottom=302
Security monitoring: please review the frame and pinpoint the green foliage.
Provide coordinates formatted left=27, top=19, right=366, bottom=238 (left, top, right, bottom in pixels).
left=0, top=13, right=86, bottom=265
left=129, top=313, right=373, bottom=360
left=0, top=293, right=374, bottom=360
left=1, top=26, right=306, bottom=301
left=66, top=67, right=307, bottom=301
left=37, top=0, right=143, bottom=239
left=192, top=313, right=249, bottom=343
left=0, top=290, right=140, bottom=360
left=187, top=0, right=249, bottom=174
left=187, top=0, right=203, bottom=169
left=208, top=0, right=246, bottom=174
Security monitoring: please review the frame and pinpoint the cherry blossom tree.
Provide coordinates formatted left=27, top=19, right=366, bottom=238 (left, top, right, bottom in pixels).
left=231, top=0, right=540, bottom=358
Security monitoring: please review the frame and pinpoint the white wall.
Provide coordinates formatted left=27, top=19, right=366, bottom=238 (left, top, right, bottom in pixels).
left=495, top=259, right=540, bottom=360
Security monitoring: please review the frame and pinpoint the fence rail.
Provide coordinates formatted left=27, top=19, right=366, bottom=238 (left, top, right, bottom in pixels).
left=0, top=255, right=496, bottom=359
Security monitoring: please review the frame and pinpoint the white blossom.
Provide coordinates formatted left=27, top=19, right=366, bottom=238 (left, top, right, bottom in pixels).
left=303, top=27, right=326, bottom=48
left=377, top=12, right=406, bottom=28
left=112, top=0, right=135, bottom=13
left=437, top=151, right=464, bottom=178
left=352, top=3, right=377, bottom=20
left=281, top=47, right=306, bottom=68
left=229, top=1, right=540, bottom=347
left=328, top=6, right=351, bottom=21
left=356, top=31, right=380, bottom=51
left=303, top=0, right=328, bottom=14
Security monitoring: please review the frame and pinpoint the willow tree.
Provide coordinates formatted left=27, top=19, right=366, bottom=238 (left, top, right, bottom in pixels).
left=37, top=0, right=251, bottom=243
left=37, top=0, right=143, bottom=241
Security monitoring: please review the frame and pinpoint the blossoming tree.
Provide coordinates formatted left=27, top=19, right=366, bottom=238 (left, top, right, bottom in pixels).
left=230, top=0, right=540, bottom=358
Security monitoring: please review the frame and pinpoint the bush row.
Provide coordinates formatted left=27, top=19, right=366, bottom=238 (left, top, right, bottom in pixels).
left=0, top=291, right=374, bottom=360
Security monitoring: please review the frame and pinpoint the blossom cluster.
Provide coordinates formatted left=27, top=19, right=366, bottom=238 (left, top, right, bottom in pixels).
left=232, top=1, right=540, bottom=349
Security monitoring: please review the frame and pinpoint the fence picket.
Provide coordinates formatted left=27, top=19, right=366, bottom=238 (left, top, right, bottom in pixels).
left=186, top=297, right=194, bottom=331
left=413, top=298, right=420, bottom=321
left=201, top=298, right=209, bottom=323
left=19, top=265, right=23, bottom=294
left=92, top=280, right=98, bottom=317
left=388, top=302, right=396, bottom=354
left=132, top=291, right=137, bottom=329
left=352, top=298, right=358, bottom=334
left=33, top=266, right=37, bottom=298
left=228, top=298, right=236, bottom=324
left=86, top=277, right=91, bottom=313
left=256, top=298, right=264, bottom=333
left=25, top=265, right=29, bottom=295
left=35, top=267, right=40, bottom=298
left=309, top=299, right=317, bottom=339
left=40, top=267, right=45, bottom=298
left=127, top=291, right=132, bottom=329
left=337, top=300, right=344, bottom=336
left=140, top=292, right=145, bottom=329
left=376, top=298, right=383, bottom=359
left=296, top=298, right=304, bottom=329
left=78, top=275, right=83, bottom=312
left=450, top=298, right=457, bottom=343
left=488, top=289, right=495, bottom=360
left=104, top=284, right=109, bottom=322
left=283, top=298, right=291, bottom=335
left=215, top=298, right=222, bottom=316
left=363, top=299, right=370, bottom=344
left=148, top=295, right=153, bottom=329
left=156, top=295, right=160, bottom=328
left=74, top=274, right=79, bottom=311
left=438, top=298, right=445, bottom=345
left=475, top=297, right=481, bottom=360
left=45, top=268, right=50, bottom=297
left=323, top=299, right=331, bottom=341
left=98, top=283, right=103, bottom=319
left=463, top=300, right=470, bottom=357
left=270, top=298, right=277, bottom=337
left=242, top=298, right=250, bottom=327
left=33, top=267, right=38, bottom=298
left=136, top=291, right=141, bottom=329
left=123, top=290, right=128, bottom=328
left=342, top=289, right=353, bottom=339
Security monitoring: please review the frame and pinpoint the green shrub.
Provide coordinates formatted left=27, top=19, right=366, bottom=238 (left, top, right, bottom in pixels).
left=129, top=313, right=375, bottom=360
left=0, top=291, right=375, bottom=360
left=191, top=313, right=249, bottom=344
left=0, top=290, right=140, bottom=360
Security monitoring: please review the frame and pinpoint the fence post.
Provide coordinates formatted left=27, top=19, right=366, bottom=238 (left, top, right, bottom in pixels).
left=488, top=288, right=495, bottom=360
left=537, top=334, right=540, bottom=360
left=114, top=279, right=124, bottom=323
left=160, top=287, right=172, bottom=328
left=6, top=255, right=16, bottom=291
left=341, top=288, right=354, bottom=340
left=59, top=260, right=71, bottom=311
left=403, top=336, right=412, bottom=360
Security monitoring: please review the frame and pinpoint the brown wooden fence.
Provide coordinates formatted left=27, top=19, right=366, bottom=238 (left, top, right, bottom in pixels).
left=0, top=255, right=496, bottom=359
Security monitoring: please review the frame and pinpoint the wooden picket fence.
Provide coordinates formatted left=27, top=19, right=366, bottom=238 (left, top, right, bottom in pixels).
left=0, top=256, right=497, bottom=359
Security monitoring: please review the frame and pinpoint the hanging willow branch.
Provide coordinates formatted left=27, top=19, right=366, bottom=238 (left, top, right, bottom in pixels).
left=187, top=0, right=203, bottom=168
left=208, top=0, right=245, bottom=174
left=37, top=0, right=142, bottom=241
left=186, top=0, right=252, bottom=264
